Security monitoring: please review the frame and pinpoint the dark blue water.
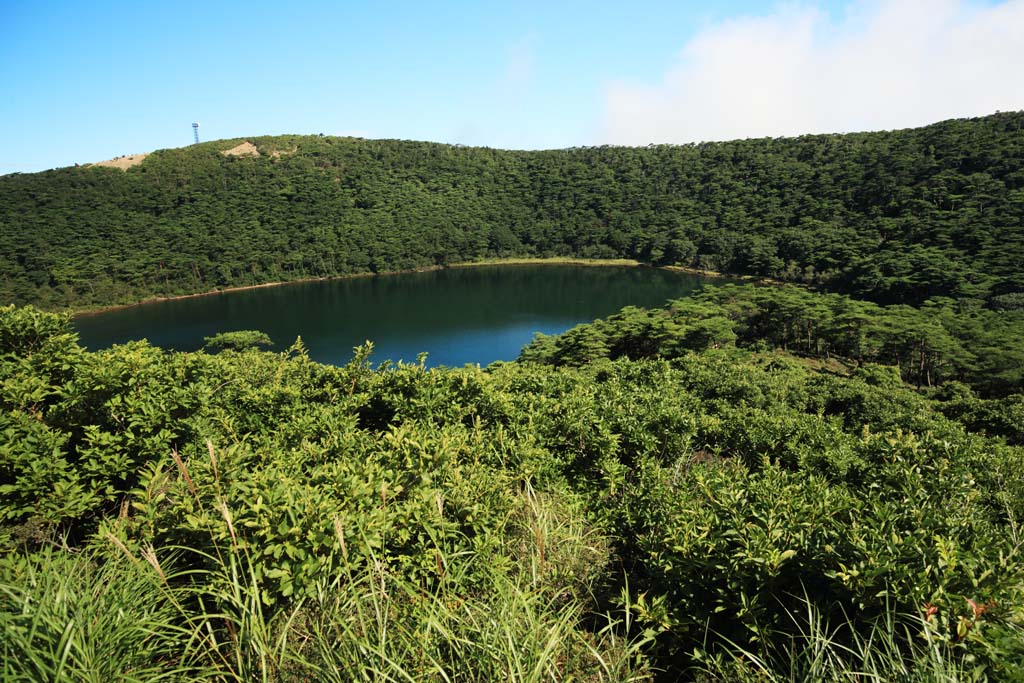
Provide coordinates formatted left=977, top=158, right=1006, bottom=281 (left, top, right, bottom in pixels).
left=74, top=265, right=714, bottom=367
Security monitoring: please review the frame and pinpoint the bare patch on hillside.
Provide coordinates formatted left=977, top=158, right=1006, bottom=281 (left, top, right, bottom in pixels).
left=93, top=153, right=149, bottom=169
left=270, top=146, right=298, bottom=159
left=222, top=141, right=260, bottom=158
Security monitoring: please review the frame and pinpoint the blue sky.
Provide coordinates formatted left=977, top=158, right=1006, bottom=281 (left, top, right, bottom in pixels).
left=2, top=0, right=1022, bottom=173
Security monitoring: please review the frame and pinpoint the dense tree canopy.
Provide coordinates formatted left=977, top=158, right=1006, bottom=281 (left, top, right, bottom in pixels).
left=1, top=112, right=1022, bottom=310
left=521, top=283, right=1024, bottom=398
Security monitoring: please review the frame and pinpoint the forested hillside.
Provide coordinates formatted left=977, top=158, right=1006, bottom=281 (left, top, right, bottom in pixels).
left=1, top=111, right=1022, bottom=310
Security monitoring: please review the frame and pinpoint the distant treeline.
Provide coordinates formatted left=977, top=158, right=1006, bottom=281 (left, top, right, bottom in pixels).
left=1, top=112, right=1022, bottom=309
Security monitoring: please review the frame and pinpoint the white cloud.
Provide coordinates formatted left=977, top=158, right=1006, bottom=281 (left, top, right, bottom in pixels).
left=601, top=0, right=1024, bottom=144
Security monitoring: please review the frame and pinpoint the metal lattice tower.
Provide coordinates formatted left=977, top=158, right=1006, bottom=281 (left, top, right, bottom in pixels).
left=192, top=122, right=200, bottom=145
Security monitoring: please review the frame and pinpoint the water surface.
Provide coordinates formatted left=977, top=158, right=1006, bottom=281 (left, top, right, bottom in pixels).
left=74, top=265, right=714, bottom=367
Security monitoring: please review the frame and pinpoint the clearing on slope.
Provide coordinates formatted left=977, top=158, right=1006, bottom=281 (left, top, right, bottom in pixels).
left=221, top=141, right=260, bottom=157
left=91, top=153, right=149, bottom=169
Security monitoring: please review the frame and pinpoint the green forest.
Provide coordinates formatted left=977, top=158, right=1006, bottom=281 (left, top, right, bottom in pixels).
left=1, top=112, right=1022, bottom=311
left=2, top=112, right=1024, bottom=681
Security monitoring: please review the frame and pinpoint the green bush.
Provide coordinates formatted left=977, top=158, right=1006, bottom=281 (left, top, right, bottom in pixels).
left=2, top=302, right=1023, bottom=680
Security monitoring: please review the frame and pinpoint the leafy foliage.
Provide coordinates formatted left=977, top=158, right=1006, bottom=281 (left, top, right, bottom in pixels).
left=1, top=301, right=1023, bottom=680
left=203, top=329, right=274, bottom=352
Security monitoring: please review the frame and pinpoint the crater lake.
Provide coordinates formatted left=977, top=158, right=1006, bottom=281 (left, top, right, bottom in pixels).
left=74, top=265, right=716, bottom=367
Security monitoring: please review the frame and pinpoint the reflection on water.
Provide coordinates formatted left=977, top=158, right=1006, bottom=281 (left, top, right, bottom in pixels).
left=74, top=265, right=715, bottom=367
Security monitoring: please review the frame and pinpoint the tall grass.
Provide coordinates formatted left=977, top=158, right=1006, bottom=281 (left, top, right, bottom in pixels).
left=0, top=542, right=205, bottom=682
left=185, top=482, right=650, bottom=682
left=6, top=473, right=1011, bottom=683
left=0, top=472, right=651, bottom=682
left=695, top=596, right=980, bottom=683
left=178, top=546, right=300, bottom=683
left=296, top=554, right=637, bottom=683
left=4, top=536, right=1005, bottom=683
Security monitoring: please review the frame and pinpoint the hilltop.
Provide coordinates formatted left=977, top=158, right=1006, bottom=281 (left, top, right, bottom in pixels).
left=1, top=111, right=1022, bottom=310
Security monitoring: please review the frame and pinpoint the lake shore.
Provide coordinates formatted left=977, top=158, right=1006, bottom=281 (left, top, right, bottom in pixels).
left=70, top=257, right=742, bottom=317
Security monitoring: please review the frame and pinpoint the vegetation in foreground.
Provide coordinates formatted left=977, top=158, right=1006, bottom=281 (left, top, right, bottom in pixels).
left=2, top=282, right=1023, bottom=680
left=1, top=111, right=1022, bottom=310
